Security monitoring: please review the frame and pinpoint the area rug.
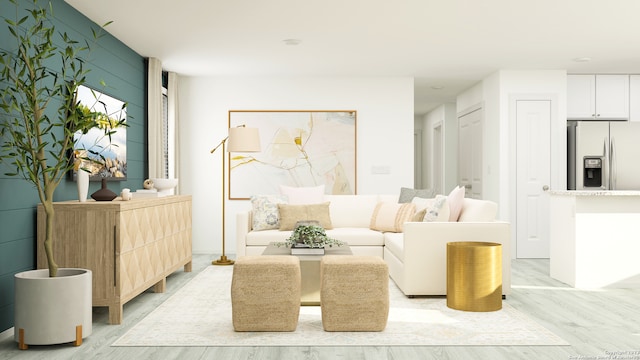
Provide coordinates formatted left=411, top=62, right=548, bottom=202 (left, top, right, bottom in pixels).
left=112, top=266, right=568, bottom=347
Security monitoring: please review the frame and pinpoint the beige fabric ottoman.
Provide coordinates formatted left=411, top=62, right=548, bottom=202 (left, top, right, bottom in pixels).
left=320, top=255, right=389, bottom=331
left=231, top=255, right=301, bottom=331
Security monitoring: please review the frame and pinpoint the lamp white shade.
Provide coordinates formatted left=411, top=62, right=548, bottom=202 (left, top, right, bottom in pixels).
left=227, top=127, right=261, bottom=152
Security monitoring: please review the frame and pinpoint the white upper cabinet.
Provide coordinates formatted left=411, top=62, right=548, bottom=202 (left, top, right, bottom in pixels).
left=629, top=75, right=640, bottom=122
left=567, top=75, right=596, bottom=119
left=567, top=74, right=629, bottom=120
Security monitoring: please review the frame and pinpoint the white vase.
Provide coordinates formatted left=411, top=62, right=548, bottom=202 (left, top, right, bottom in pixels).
left=14, top=268, right=92, bottom=348
left=77, top=170, right=89, bottom=202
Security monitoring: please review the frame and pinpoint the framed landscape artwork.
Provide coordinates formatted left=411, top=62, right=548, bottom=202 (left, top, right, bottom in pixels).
left=228, top=110, right=357, bottom=200
left=71, top=85, right=127, bottom=181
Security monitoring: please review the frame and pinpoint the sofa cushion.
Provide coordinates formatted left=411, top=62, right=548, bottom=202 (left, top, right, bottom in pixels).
left=378, top=194, right=399, bottom=203
left=250, top=195, right=288, bottom=230
left=324, top=195, right=379, bottom=228
left=277, top=202, right=333, bottom=230
left=458, top=198, right=498, bottom=222
left=325, top=228, right=385, bottom=246
left=383, top=232, right=404, bottom=262
left=447, top=186, right=466, bottom=221
left=411, top=195, right=450, bottom=222
left=398, top=187, right=434, bottom=203
left=279, top=184, right=325, bottom=204
left=369, top=202, right=416, bottom=233
left=246, top=229, right=292, bottom=246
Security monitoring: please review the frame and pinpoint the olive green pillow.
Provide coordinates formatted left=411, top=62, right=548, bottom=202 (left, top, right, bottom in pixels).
left=398, top=187, right=435, bottom=203
left=277, top=202, right=333, bottom=231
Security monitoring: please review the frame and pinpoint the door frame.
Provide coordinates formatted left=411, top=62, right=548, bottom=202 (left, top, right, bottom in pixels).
left=457, top=104, right=484, bottom=198
left=432, top=121, right=443, bottom=194
left=508, top=94, right=563, bottom=259
left=414, top=128, right=423, bottom=188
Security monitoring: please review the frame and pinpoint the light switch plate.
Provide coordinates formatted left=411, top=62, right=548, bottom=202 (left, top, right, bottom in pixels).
left=371, top=165, right=391, bottom=174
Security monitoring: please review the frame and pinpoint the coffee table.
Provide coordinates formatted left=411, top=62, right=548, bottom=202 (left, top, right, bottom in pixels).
left=262, top=242, right=352, bottom=305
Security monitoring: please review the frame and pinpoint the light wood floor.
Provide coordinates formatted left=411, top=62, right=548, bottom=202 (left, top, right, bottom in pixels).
left=1, top=254, right=639, bottom=360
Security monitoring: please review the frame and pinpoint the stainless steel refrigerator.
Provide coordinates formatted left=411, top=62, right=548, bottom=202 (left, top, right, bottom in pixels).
left=568, top=121, right=640, bottom=190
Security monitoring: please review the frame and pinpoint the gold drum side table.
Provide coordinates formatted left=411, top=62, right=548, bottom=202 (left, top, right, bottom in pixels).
left=446, top=241, right=502, bottom=312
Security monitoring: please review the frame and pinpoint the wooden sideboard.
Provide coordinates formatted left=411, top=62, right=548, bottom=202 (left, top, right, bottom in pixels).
left=37, top=195, right=192, bottom=324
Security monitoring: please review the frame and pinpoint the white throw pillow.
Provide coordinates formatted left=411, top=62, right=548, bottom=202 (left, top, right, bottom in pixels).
left=250, top=195, right=288, bottom=231
left=279, top=185, right=325, bottom=204
left=412, top=195, right=450, bottom=222
left=447, top=186, right=466, bottom=222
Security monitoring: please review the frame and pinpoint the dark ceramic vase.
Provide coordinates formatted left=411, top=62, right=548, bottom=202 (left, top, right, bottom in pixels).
left=91, top=178, right=117, bottom=201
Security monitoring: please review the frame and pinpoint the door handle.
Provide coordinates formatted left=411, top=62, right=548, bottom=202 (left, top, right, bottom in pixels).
left=542, top=185, right=549, bottom=191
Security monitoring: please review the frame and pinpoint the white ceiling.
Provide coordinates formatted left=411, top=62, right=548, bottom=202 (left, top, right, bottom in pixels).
left=65, top=0, right=640, bottom=115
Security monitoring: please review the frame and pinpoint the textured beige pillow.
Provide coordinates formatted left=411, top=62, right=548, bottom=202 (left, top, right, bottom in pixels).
left=412, top=208, right=427, bottom=222
left=369, top=202, right=416, bottom=233
left=278, top=202, right=333, bottom=231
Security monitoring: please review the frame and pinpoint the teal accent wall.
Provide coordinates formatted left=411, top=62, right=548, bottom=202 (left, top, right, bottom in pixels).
left=0, top=0, right=146, bottom=332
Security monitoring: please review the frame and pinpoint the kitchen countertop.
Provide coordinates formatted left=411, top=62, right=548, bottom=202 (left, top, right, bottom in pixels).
left=549, top=190, right=640, bottom=196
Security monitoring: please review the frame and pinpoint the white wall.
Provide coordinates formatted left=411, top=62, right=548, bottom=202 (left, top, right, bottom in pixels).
left=481, top=72, right=502, bottom=205
left=426, top=103, right=458, bottom=194
left=456, top=70, right=567, bottom=223
left=457, top=82, right=483, bottom=111
left=178, top=76, right=415, bottom=254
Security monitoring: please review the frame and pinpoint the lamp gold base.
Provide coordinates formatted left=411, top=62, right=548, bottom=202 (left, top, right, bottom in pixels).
left=212, top=255, right=235, bottom=266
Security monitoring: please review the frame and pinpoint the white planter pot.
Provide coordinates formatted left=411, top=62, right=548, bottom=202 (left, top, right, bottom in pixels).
left=14, top=268, right=92, bottom=348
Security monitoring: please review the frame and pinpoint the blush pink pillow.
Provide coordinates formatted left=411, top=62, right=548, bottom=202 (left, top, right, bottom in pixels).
left=447, top=186, right=466, bottom=222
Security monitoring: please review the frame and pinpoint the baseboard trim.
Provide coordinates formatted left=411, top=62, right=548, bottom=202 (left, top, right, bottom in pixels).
left=0, top=327, right=13, bottom=341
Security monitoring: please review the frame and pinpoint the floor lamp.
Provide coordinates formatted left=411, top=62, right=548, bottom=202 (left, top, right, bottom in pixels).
left=210, top=125, right=261, bottom=265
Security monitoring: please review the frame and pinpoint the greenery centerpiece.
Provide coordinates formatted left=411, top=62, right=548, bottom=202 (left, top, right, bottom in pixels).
left=276, top=222, right=344, bottom=249
left=0, top=0, right=117, bottom=277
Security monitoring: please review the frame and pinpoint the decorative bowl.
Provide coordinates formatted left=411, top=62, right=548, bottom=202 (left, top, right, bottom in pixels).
left=151, top=178, right=179, bottom=196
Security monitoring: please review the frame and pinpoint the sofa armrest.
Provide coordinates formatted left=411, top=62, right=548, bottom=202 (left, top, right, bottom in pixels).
left=236, top=211, right=252, bottom=257
left=402, top=221, right=511, bottom=294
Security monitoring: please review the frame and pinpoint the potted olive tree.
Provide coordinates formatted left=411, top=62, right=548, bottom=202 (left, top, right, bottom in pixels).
left=0, top=0, right=116, bottom=349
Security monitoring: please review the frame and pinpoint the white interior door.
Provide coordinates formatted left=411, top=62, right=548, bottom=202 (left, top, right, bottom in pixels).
left=516, top=100, right=551, bottom=258
left=458, top=108, right=482, bottom=198
left=458, top=116, right=471, bottom=190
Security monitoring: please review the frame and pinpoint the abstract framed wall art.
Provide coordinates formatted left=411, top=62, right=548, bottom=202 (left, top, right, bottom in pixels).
left=228, top=110, right=357, bottom=199
left=71, top=85, right=127, bottom=181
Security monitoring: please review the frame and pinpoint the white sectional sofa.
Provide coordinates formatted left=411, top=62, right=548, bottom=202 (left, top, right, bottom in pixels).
left=236, top=194, right=511, bottom=297
left=384, top=197, right=511, bottom=296
left=236, top=194, right=397, bottom=258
